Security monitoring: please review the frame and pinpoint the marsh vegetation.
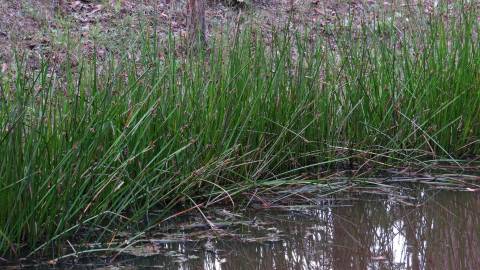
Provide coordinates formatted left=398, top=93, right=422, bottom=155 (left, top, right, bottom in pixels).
left=0, top=0, right=479, bottom=265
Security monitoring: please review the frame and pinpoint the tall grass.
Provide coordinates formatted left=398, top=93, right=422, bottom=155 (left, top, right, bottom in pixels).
left=0, top=6, right=479, bottom=258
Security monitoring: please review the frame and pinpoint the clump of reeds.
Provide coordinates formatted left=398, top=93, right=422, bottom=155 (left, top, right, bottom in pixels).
left=0, top=3, right=479, bottom=259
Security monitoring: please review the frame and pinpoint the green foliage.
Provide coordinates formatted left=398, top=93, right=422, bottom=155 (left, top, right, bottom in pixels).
left=0, top=8, right=479, bottom=258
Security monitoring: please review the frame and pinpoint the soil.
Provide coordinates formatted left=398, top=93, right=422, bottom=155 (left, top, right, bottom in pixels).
left=0, top=0, right=460, bottom=72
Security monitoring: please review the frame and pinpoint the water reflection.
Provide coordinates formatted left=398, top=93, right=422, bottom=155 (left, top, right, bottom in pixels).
left=24, top=192, right=480, bottom=269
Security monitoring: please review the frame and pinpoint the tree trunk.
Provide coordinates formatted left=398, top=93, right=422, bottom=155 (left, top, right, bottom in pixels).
left=186, top=0, right=206, bottom=48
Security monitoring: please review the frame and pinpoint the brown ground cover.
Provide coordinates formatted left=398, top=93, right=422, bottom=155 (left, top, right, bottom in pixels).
left=0, top=0, right=455, bottom=72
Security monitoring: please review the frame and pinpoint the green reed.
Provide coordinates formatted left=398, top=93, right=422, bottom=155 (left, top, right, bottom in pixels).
left=0, top=6, right=479, bottom=258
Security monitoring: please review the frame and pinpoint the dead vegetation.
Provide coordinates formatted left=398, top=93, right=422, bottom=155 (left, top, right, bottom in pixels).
left=0, top=0, right=466, bottom=71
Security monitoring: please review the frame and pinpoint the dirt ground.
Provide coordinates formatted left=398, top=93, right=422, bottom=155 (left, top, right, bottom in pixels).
left=0, top=0, right=471, bottom=72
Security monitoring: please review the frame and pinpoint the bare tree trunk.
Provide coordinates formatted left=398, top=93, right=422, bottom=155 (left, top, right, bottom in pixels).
left=187, top=0, right=206, bottom=48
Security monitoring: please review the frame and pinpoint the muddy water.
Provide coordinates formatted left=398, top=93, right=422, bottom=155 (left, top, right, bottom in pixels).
left=26, top=191, right=480, bottom=269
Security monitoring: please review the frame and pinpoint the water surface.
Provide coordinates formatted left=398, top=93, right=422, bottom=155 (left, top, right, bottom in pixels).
left=20, top=191, right=480, bottom=269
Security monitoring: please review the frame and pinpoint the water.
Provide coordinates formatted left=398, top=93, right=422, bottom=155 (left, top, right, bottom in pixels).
left=14, top=191, right=480, bottom=269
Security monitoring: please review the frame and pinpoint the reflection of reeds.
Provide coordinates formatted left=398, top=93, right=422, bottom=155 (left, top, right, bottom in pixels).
left=216, top=194, right=480, bottom=270
left=1, top=3, right=480, bottom=259
left=326, top=193, right=480, bottom=270
left=265, top=193, right=480, bottom=270
left=422, top=193, right=480, bottom=269
left=129, top=194, right=480, bottom=269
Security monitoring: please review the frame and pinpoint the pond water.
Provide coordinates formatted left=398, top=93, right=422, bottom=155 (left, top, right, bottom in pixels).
left=18, top=191, right=480, bottom=269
